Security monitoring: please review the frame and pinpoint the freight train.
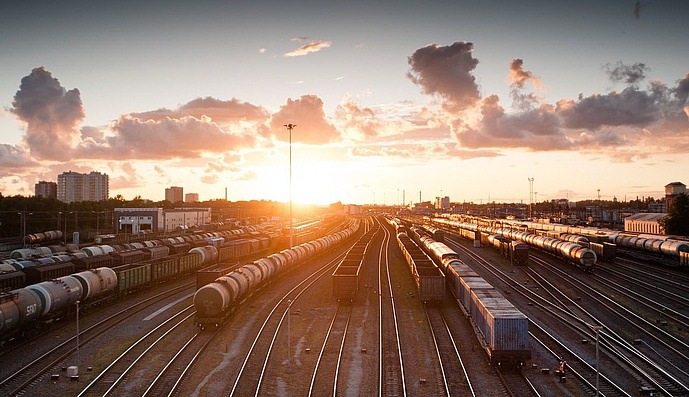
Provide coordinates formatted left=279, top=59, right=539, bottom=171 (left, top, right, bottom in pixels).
left=431, top=217, right=597, bottom=271
left=397, top=219, right=530, bottom=366
left=481, top=217, right=689, bottom=264
left=193, top=220, right=361, bottom=328
left=0, top=220, right=337, bottom=343
left=395, top=227, right=446, bottom=302
left=0, top=219, right=315, bottom=292
left=0, top=267, right=117, bottom=341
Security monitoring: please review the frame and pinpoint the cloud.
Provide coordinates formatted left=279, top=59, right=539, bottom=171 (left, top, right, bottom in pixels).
left=605, top=62, right=649, bottom=85
left=673, top=73, right=689, bottom=105
left=179, top=97, right=270, bottom=123
left=403, top=42, right=687, bottom=158
left=10, top=66, right=85, bottom=161
left=407, top=42, right=481, bottom=113
left=556, top=87, right=660, bottom=130
left=634, top=2, right=643, bottom=19
left=284, top=40, right=331, bottom=57
left=508, top=59, right=542, bottom=89
left=130, top=97, right=269, bottom=124
left=0, top=144, right=38, bottom=176
left=76, top=115, right=256, bottom=160
left=453, top=95, right=570, bottom=151
left=261, top=95, right=341, bottom=145
left=201, top=174, right=219, bottom=184
left=234, top=170, right=258, bottom=181
left=335, top=97, right=385, bottom=138
left=291, top=36, right=310, bottom=42
left=350, top=141, right=498, bottom=161
left=507, top=59, right=544, bottom=110
left=109, top=162, right=144, bottom=190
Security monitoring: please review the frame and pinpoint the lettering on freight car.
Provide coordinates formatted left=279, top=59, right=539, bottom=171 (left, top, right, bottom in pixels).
left=26, top=303, right=37, bottom=316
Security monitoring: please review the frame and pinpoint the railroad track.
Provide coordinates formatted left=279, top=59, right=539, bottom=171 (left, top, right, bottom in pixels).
left=423, top=304, right=476, bottom=396
left=229, top=250, right=350, bottom=396
left=307, top=302, right=353, bottom=396
left=530, top=256, right=689, bottom=396
left=77, top=306, right=195, bottom=396
left=142, top=327, right=220, bottom=397
left=529, top=324, right=632, bottom=397
left=0, top=282, right=195, bottom=397
left=378, top=221, right=406, bottom=396
left=443, top=229, right=642, bottom=396
left=496, top=368, right=542, bottom=397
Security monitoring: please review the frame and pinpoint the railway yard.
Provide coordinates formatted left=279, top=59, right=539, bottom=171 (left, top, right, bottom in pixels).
left=1, top=215, right=688, bottom=396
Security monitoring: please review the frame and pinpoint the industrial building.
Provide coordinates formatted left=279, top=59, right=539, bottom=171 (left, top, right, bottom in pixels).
left=114, top=207, right=211, bottom=234
left=624, top=213, right=665, bottom=234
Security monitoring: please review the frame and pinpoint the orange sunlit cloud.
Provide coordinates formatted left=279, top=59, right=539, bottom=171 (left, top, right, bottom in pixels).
left=284, top=40, right=331, bottom=57
left=261, top=95, right=341, bottom=145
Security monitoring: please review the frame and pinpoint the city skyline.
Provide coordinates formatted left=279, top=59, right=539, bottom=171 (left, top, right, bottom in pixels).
left=1, top=1, right=688, bottom=205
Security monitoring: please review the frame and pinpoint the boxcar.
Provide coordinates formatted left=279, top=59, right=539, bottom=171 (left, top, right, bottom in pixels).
left=470, top=289, right=530, bottom=365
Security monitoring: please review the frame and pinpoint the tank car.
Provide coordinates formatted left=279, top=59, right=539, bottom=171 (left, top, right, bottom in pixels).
left=0, top=289, right=43, bottom=336
left=194, top=219, right=360, bottom=328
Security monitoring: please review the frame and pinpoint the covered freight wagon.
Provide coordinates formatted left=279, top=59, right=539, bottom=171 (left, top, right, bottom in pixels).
left=470, top=289, right=530, bottom=365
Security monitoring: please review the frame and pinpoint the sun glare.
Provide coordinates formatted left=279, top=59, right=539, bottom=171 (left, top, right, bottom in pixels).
left=255, top=158, right=344, bottom=206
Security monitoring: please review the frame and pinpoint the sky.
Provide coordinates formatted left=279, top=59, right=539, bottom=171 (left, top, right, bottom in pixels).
left=1, top=0, right=688, bottom=206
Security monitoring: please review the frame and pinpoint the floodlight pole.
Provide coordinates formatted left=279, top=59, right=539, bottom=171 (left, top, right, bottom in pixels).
left=592, top=325, right=603, bottom=397
left=284, top=123, right=296, bottom=248
left=76, top=300, right=81, bottom=368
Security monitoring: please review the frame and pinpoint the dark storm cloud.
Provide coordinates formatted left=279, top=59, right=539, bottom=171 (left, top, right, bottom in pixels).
left=407, top=42, right=481, bottom=113
left=10, top=67, right=85, bottom=161
left=605, top=62, right=649, bottom=85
